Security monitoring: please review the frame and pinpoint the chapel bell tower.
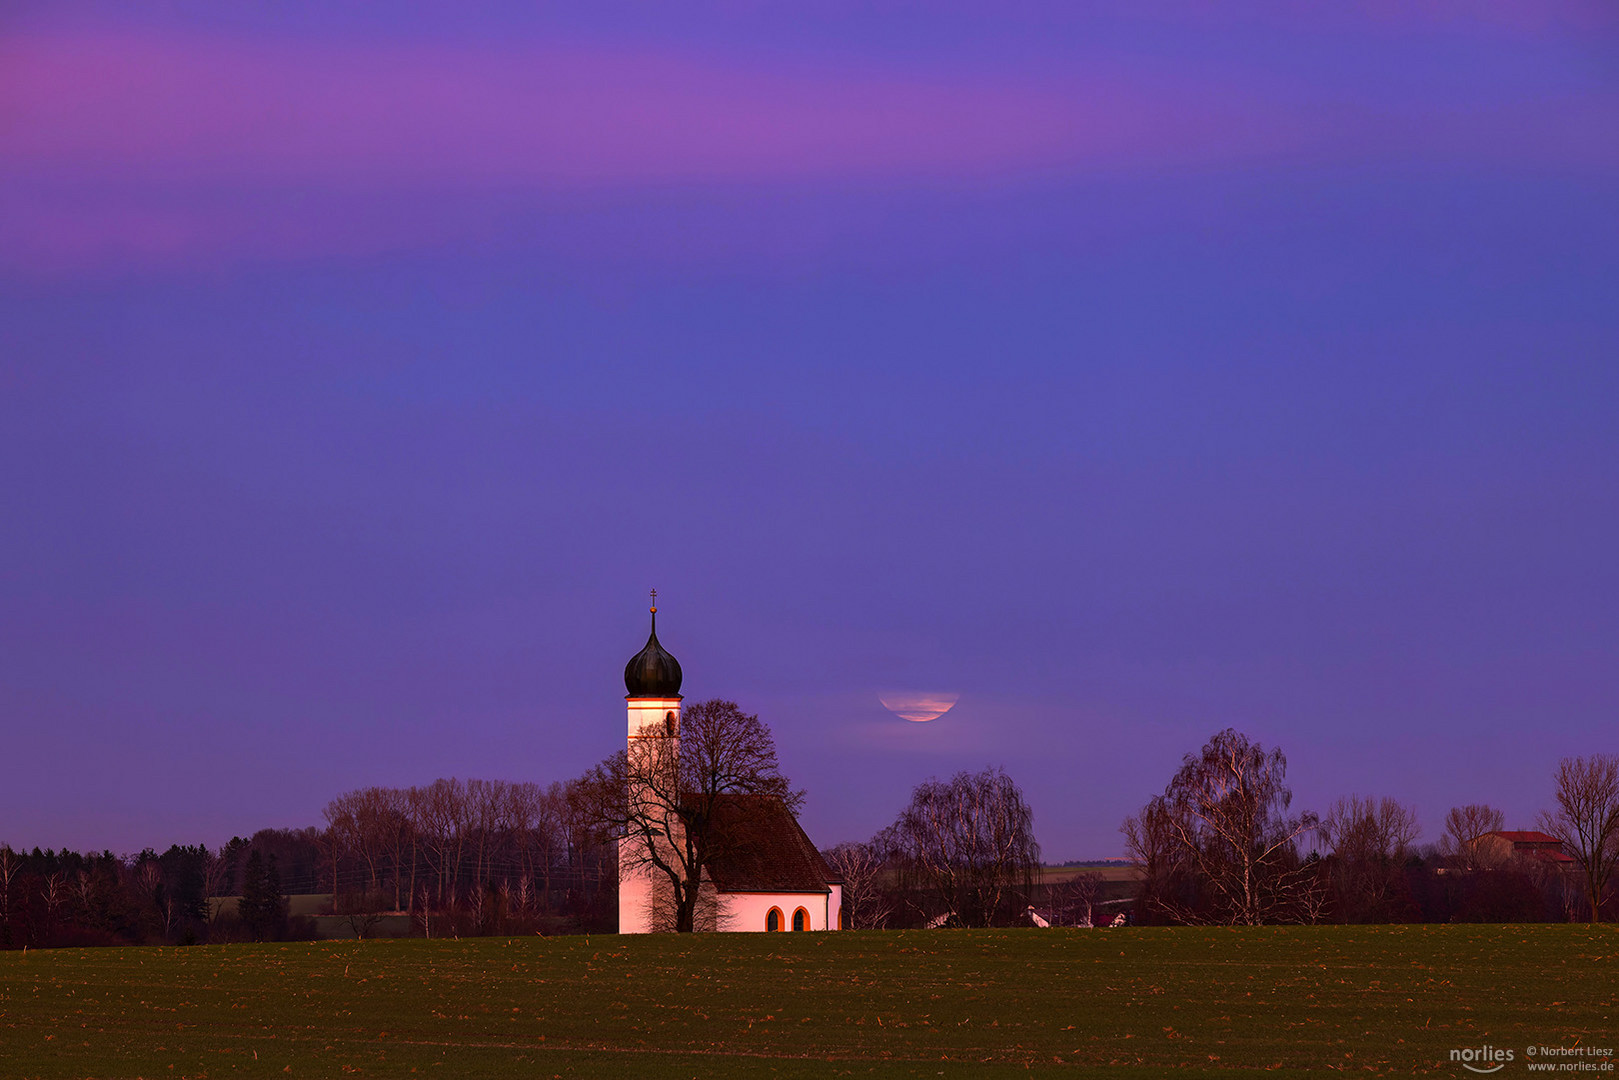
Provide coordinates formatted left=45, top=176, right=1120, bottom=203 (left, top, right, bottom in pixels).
left=618, top=591, right=683, bottom=934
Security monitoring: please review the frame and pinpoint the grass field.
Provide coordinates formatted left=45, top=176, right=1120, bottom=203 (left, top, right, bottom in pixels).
left=2, top=925, right=1614, bottom=1078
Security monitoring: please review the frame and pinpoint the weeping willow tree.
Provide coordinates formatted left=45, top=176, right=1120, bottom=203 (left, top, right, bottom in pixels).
left=881, top=767, right=1039, bottom=927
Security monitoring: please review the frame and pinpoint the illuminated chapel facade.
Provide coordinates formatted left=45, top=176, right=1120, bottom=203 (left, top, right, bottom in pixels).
left=618, top=604, right=843, bottom=934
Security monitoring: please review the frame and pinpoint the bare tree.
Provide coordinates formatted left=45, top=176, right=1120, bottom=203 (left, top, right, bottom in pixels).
left=1133, top=728, right=1318, bottom=926
left=73, top=870, right=96, bottom=920
left=1318, top=796, right=1419, bottom=922
left=824, top=841, right=891, bottom=929
left=466, top=778, right=503, bottom=891
left=136, top=860, right=162, bottom=895
left=42, top=871, right=67, bottom=932
left=409, top=778, right=471, bottom=909
left=324, top=786, right=416, bottom=912
left=512, top=874, right=533, bottom=923
left=533, top=783, right=570, bottom=902
left=885, top=767, right=1039, bottom=927
left=1539, top=755, right=1619, bottom=923
left=0, top=846, right=17, bottom=945
left=160, top=893, right=179, bottom=940
left=1122, top=795, right=1193, bottom=921
left=1049, top=871, right=1103, bottom=927
left=323, top=787, right=397, bottom=901
left=585, top=699, right=800, bottom=933
left=344, top=909, right=383, bottom=939
left=414, top=884, right=434, bottom=938
left=202, top=844, right=235, bottom=928
left=135, top=859, right=165, bottom=937
left=501, top=782, right=544, bottom=891
left=1439, top=804, right=1505, bottom=870
left=562, top=774, right=615, bottom=908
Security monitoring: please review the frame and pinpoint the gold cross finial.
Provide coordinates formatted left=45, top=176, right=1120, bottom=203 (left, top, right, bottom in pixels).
left=650, top=588, right=657, bottom=614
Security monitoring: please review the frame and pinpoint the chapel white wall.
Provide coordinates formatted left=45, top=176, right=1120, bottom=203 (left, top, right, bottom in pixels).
left=618, top=696, right=683, bottom=935
left=720, top=890, right=838, bottom=932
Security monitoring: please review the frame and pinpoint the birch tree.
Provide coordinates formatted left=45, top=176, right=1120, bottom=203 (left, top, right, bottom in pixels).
left=824, top=841, right=891, bottom=929
left=1133, top=728, right=1318, bottom=925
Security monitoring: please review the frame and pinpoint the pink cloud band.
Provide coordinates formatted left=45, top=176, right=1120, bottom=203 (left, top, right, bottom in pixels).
left=1, top=27, right=1613, bottom=272
left=0, top=33, right=1306, bottom=185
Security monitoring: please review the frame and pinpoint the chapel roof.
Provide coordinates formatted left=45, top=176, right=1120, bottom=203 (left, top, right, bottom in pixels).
left=702, top=794, right=839, bottom=894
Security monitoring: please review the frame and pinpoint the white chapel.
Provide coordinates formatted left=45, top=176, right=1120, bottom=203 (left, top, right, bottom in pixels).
left=618, top=602, right=843, bottom=933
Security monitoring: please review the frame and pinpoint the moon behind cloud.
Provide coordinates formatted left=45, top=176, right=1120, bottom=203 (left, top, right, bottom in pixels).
left=879, top=692, right=960, bottom=723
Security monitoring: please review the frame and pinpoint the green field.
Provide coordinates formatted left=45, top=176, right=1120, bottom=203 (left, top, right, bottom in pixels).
left=2, top=926, right=1614, bottom=1078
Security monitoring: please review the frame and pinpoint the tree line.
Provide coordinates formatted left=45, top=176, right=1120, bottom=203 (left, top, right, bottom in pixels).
left=0, top=775, right=620, bottom=948
left=319, top=776, right=615, bottom=937
left=1120, top=728, right=1619, bottom=926
left=3, top=712, right=1613, bottom=947
left=795, top=734, right=1619, bottom=932
left=0, top=836, right=309, bottom=948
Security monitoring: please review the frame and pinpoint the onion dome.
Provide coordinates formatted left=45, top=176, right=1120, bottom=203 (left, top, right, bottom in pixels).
left=624, top=606, right=682, bottom=698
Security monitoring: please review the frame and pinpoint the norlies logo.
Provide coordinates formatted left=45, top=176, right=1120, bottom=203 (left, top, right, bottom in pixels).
left=1451, top=1046, right=1515, bottom=1074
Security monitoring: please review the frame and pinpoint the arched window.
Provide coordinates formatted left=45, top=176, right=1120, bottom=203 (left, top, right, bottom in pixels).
left=765, top=907, right=783, bottom=932
left=792, top=907, right=809, bottom=932
left=837, top=906, right=845, bottom=930
left=664, top=711, right=677, bottom=736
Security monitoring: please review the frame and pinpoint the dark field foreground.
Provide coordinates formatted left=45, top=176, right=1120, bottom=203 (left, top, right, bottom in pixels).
left=2, top=926, right=1615, bottom=1078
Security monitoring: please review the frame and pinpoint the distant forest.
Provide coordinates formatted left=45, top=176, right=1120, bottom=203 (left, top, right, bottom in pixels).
left=5, top=742, right=1614, bottom=948
left=1, top=777, right=620, bottom=949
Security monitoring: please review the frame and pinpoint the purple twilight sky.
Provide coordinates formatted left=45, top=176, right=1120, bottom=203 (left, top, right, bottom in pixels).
left=2, top=1, right=1617, bottom=860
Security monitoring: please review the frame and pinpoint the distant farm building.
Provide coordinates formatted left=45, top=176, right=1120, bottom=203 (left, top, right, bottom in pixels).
left=1467, top=830, right=1575, bottom=867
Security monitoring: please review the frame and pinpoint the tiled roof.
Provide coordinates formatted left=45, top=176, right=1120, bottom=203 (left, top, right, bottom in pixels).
left=1490, top=831, right=1561, bottom=844
left=700, top=795, right=835, bottom=895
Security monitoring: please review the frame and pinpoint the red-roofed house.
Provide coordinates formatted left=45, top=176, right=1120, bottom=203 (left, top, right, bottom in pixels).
left=1468, top=830, right=1576, bottom=867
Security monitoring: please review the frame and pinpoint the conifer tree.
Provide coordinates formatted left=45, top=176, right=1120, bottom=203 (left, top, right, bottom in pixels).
left=239, top=850, right=288, bottom=941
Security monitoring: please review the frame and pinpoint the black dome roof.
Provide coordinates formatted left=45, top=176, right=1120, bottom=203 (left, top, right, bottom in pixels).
left=625, top=610, right=682, bottom=698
